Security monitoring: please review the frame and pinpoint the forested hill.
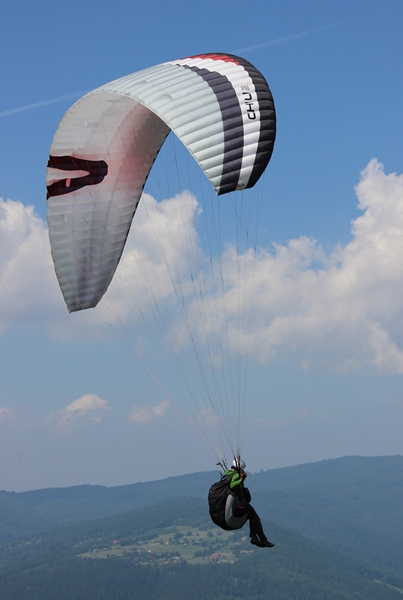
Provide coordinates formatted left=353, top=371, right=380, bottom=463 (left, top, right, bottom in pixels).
left=252, top=455, right=403, bottom=573
left=1, top=455, right=402, bottom=574
left=1, top=497, right=403, bottom=600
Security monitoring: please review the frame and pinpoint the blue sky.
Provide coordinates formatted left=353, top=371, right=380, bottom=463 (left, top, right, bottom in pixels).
left=1, top=0, right=403, bottom=492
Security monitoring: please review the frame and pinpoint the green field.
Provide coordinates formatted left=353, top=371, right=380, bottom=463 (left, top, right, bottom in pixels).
left=78, top=524, right=256, bottom=565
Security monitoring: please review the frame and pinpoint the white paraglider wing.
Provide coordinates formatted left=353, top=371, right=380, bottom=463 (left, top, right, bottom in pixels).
left=46, top=53, right=275, bottom=313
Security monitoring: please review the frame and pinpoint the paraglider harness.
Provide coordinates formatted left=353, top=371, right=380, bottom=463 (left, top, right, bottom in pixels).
left=208, top=461, right=251, bottom=531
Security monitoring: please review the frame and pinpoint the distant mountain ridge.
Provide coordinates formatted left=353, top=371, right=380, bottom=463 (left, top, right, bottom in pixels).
left=0, top=471, right=215, bottom=536
left=1, top=455, right=402, bottom=574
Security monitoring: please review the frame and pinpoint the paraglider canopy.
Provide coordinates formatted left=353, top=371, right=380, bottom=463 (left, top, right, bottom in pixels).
left=46, top=53, right=276, bottom=313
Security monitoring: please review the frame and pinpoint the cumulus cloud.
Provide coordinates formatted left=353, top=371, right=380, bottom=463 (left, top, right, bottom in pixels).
left=240, top=159, right=403, bottom=372
left=46, top=394, right=110, bottom=431
left=128, top=398, right=170, bottom=424
left=0, top=198, right=63, bottom=333
left=2, top=159, right=403, bottom=373
left=119, top=159, right=403, bottom=374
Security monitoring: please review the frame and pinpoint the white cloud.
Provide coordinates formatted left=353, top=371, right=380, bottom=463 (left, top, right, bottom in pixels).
left=128, top=398, right=170, bottom=424
left=2, top=159, right=403, bottom=373
left=0, top=198, right=63, bottom=333
left=240, top=159, right=403, bottom=372
left=46, top=394, right=110, bottom=431
left=0, top=407, right=15, bottom=423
